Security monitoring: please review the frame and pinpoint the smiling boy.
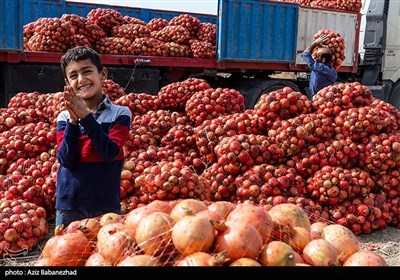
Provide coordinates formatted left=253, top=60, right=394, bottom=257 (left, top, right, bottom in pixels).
left=55, top=46, right=132, bottom=228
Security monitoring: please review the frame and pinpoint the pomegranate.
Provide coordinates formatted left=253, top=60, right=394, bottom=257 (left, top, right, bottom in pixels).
left=169, top=199, right=208, bottom=221
left=135, top=212, right=174, bottom=256
left=343, top=251, right=388, bottom=266
left=207, top=201, right=236, bottom=219
left=76, top=218, right=101, bottom=241
left=41, top=232, right=92, bottom=266
left=288, top=226, right=312, bottom=253
left=172, top=215, right=215, bottom=256
left=99, top=212, right=123, bottom=226
left=97, top=223, right=135, bottom=265
left=268, top=203, right=311, bottom=230
left=302, top=239, right=340, bottom=266
left=85, top=252, right=112, bottom=266
left=117, top=254, right=162, bottom=266
left=229, top=257, right=262, bottom=266
left=196, top=209, right=225, bottom=225
left=124, top=201, right=171, bottom=236
left=213, top=220, right=262, bottom=261
left=322, top=223, right=360, bottom=263
left=310, top=221, right=328, bottom=239
left=175, top=252, right=226, bottom=266
left=98, top=229, right=135, bottom=266
left=259, top=240, right=296, bottom=266
left=227, top=203, right=273, bottom=243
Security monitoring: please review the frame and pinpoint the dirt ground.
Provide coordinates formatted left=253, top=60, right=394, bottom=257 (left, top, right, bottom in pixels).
left=0, top=220, right=399, bottom=267
left=357, top=226, right=400, bottom=266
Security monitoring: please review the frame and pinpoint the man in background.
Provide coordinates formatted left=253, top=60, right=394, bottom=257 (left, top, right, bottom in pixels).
left=301, top=34, right=338, bottom=98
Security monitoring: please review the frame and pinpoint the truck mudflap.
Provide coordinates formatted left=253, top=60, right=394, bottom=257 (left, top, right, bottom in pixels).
left=387, top=81, right=400, bottom=109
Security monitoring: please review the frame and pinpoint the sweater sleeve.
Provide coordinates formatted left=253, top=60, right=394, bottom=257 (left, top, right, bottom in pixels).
left=79, top=107, right=131, bottom=162
left=56, top=118, right=81, bottom=169
left=301, top=51, right=314, bottom=68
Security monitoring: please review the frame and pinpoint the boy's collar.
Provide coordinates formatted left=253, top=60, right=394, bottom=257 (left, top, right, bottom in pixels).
left=91, top=94, right=110, bottom=113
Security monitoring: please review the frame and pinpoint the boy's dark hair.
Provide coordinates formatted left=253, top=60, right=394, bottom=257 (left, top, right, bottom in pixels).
left=60, top=46, right=103, bottom=77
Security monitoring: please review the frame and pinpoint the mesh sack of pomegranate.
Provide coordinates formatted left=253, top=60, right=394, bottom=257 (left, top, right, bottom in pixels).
left=32, top=197, right=390, bottom=267
left=312, top=29, right=345, bottom=69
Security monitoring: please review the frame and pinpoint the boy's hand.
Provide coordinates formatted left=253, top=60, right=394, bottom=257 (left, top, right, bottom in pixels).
left=64, top=85, right=90, bottom=122
left=65, top=102, right=79, bottom=124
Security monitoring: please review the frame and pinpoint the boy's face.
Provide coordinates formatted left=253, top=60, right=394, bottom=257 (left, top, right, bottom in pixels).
left=64, top=58, right=107, bottom=100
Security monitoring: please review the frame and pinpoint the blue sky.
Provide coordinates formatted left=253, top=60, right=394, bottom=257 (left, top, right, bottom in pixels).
left=68, top=0, right=218, bottom=15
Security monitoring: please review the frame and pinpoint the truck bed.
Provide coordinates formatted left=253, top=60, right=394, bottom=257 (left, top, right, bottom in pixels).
left=0, top=0, right=217, bottom=52
left=0, top=0, right=360, bottom=73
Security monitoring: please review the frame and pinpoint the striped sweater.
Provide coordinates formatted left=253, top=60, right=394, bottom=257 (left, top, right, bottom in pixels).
left=55, top=95, right=132, bottom=211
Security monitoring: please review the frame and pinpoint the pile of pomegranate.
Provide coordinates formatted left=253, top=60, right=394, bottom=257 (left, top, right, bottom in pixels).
left=0, top=77, right=398, bottom=265
left=0, top=199, right=48, bottom=257
left=282, top=0, right=362, bottom=12
left=24, top=9, right=216, bottom=59
left=313, top=29, right=346, bottom=69
left=34, top=201, right=387, bottom=266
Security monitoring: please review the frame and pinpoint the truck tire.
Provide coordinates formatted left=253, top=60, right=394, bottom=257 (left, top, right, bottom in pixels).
left=235, top=79, right=301, bottom=109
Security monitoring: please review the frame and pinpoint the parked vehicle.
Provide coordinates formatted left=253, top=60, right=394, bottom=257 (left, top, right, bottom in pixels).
left=0, top=0, right=399, bottom=109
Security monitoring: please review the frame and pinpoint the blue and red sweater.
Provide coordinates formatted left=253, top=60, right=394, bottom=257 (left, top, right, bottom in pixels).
left=55, top=95, right=132, bottom=212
